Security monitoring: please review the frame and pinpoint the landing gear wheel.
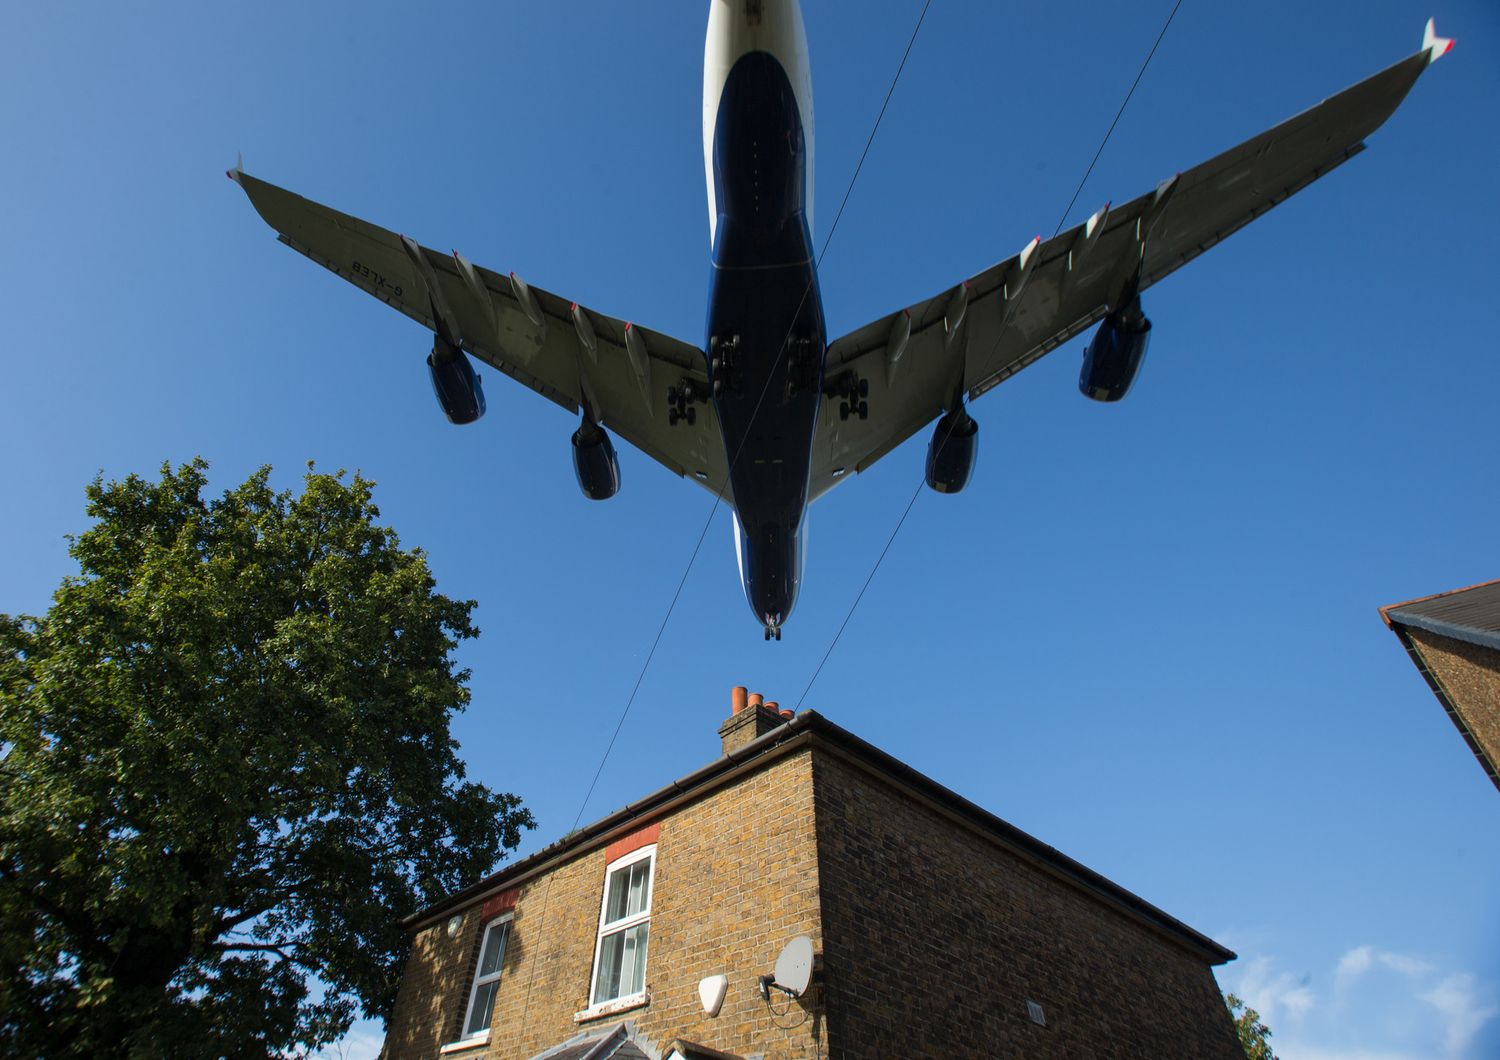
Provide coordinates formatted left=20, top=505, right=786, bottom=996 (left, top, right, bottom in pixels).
left=669, top=408, right=680, bottom=426
left=857, top=400, right=869, bottom=421
left=764, top=627, right=772, bottom=642
left=686, top=406, right=696, bottom=426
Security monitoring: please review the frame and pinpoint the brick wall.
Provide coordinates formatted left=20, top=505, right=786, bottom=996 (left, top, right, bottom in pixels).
left=385, top=719, right=1240, bottom=1059
left=1407, top=627, right=1500, bottom=786
left=811, top=750, right=1242, bottom=1059
left=383, top=747, right=825, bottom=1059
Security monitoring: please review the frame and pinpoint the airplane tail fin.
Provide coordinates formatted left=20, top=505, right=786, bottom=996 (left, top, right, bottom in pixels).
left=1422, top=18, right=1454, bottom=66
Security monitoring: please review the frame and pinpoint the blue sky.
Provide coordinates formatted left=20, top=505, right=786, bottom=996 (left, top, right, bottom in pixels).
left=3, top=2, right=1497, bottom=1057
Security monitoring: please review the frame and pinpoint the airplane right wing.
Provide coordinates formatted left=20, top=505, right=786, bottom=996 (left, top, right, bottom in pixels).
left=231, top=171, right=729, bottom=497
left=810, top=22, right=1451, bottom=502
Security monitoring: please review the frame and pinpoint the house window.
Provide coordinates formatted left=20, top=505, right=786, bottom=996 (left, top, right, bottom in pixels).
left=461, top=915, right=511, bottom=1039
left=589, top=845, right=655, bottom=1007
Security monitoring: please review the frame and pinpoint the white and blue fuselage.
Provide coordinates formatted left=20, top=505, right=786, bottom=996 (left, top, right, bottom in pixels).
left=703, top=0, right=824, bottom=638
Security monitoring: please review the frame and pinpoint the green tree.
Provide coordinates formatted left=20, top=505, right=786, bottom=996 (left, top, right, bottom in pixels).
left=0, top=460, right=533, bottom=1056
left=1226, top=992, right=1278, bottom=1060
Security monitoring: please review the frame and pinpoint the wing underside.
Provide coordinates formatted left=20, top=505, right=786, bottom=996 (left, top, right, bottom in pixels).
left=232, top=172, right=729, bottom=496
left=811, top=41, right=1438, bottom=501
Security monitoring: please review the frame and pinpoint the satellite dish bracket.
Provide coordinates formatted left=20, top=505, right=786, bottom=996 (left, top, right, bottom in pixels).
left=758, top=974, right=803, bottom=1001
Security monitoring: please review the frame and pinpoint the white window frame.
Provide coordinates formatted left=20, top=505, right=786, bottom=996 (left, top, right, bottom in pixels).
left=585, top=844, right=656, bottom=1013
left=451, top=913, right=512, bottom=1047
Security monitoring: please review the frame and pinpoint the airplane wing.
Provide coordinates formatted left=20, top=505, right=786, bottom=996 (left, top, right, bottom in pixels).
left=810, top=24, right=1450, bottom=502
left=231, top=171, right=728, bottom=496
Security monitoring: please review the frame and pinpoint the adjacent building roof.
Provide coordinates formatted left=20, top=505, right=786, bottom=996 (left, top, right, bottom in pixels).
left=1381, top=578, right=1500, bottom=651
left=409, top=709, right=1235, bottom=966
left=1381, top=578, right=1500, bottom=793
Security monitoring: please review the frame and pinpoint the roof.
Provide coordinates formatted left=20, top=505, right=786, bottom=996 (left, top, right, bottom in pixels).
left=408, top=710, right=1236, bottom=966
left=662, top=1040, right=743, bottom=1060
left=1381, top=578, right=1500, bottom=651
left=527, top=1023, right=653, bottom=1060
left=1380, top=578, right=1500, bottom=793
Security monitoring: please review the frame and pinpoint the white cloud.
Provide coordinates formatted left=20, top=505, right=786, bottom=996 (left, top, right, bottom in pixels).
left=1277, top=1046, right=1426, bottom=1060
left=1420, top=973, right=1499, bottom=1057
left=1236, top=954, right=1316, bottom=1023
left=1336, top=945, right=1375, bottom=984
left=1335, top=945, right=1435, bottom=991
left=1228, top=945, right=1498, bottom=1060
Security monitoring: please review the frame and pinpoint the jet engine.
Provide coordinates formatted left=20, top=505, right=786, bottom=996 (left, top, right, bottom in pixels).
left=924, top=406, right=979, bottom=494
left=427, top=335, right=486, bottom=424
left=1079, top=294, right=1151, bottom=402
left=571, top=417, right=621, bottom=500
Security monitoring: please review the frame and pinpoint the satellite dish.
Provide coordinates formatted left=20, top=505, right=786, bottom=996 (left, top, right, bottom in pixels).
left=770, top=935, right=814, bottom=998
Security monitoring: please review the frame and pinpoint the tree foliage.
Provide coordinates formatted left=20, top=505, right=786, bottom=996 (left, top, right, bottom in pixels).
left=1226, top=992, right=1278, bottom=1060
left=0, top=461, right=533, bottom=1055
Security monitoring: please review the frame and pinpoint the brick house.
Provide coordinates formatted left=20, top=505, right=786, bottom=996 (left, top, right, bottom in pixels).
left=1382, top=578, right=1500, bottom=794
left=382, top=689, right=1243, bottom=1058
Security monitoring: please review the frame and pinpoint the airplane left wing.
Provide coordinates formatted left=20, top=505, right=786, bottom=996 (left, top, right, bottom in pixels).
left=810, top=25, right=1448, bottom=502
left=231, top=171, right=728, bottom=496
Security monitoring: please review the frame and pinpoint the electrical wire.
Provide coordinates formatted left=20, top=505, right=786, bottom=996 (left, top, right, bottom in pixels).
left=796, top=0, right=1185, bottom=709
left=516, top=1, right=936, bottom=1028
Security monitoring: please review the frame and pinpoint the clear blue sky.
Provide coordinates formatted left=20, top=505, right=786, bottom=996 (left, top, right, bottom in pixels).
left=3, top=2, right=1497, bottom=1057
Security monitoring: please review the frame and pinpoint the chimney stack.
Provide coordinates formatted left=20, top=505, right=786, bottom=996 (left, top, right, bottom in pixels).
left=719, top=684, right=788, bottom=755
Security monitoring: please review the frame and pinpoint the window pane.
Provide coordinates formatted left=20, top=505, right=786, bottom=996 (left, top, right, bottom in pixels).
left=594, top=930, right=624, bottom=1002
left=593, top=922, right=649, bottom=1004
left=464, top=980, right=499, bottom=1037
left=627, top=861, right=649, bottom=917
left=604, top=866, right=631, bottom=923
left=477, top=922, right=508, bottom=979
left=620, top=922, right=648, bottom=996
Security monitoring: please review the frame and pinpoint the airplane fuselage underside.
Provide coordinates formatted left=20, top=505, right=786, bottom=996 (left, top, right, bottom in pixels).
left=706, top=22, right=824, bottom=637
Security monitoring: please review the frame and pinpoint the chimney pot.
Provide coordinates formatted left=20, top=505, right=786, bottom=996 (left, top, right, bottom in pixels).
left=717, top=692, right=786, bottom=755
left=764, top=701, right=778, bottom=712
left=731, top=686, right=748, bottom=714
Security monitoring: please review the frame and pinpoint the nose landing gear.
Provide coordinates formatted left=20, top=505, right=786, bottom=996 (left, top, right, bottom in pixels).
left=763, top=618, right=782, bottom=642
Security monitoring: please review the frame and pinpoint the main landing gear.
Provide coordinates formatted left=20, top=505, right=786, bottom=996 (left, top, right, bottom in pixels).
left=709, top=333, right=741, bottom=398
left=783, top=336, right=820, bottom=399
left=822, top=368, right=870, bottom=421
left=833, top=372, right=869, bottom=421
left=666, top=379, right=703, bottom=427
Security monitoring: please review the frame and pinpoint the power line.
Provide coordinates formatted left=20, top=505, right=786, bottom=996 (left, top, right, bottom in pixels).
left=797, top=0, right=1186, bottom=709
left=518, top=1, right=935, bottom=1027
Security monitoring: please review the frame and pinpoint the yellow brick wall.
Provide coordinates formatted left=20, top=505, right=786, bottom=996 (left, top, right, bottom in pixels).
left=811, top=751, right=1243, bottom=1059
left=384, top=748, right=825, bottom=1059
left=386, top=730, right=1242, bottom=1058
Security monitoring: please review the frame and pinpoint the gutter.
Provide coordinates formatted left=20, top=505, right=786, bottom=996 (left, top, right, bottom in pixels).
left=406, top=711, right=1235, bottom=964
left=403, top=713, right=816, bottom=931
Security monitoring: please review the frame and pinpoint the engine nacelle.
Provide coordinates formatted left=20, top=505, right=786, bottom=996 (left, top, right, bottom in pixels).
left=924, top=407, right=979, bottom=494
left=1079, top=297, right=1151, bottom=402
left=571, top=418, right=621, bottom=501
left=427, top=337, right=486, bottom=424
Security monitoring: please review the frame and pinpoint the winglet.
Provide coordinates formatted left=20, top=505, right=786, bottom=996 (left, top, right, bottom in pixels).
left=1422, top=18, right=1453, bottom=65
left=226, top=151, right=244, bottom=184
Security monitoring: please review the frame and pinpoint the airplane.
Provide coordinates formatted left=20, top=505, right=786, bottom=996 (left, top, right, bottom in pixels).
left=231, top=4, right=1452, bottom=641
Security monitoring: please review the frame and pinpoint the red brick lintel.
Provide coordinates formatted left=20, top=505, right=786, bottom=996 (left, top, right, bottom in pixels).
left=479, top=887, right=519, bottom=922
left=604, top=821, right=660, bottom=864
